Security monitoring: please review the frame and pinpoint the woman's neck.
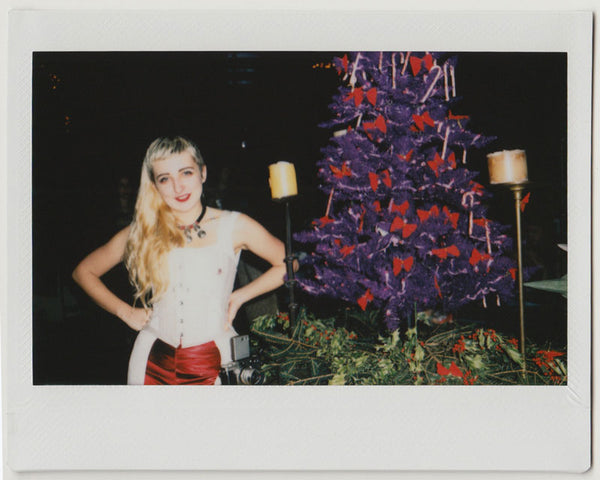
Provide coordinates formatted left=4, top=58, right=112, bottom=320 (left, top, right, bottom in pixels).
left=175, top=203, right=205, bottom=227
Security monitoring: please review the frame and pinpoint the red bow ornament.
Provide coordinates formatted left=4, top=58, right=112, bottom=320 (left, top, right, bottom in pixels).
left=427, top=152, right=445, bottom=177
left=390, top=216, right=418, bottom=238
left=448, top=110, right=469, bottom=121
left=341, top=54, right=349, bottom=73
left=340, top=245, right=356, bottom=258
left=417, top=205, right=440, bottom=222
left=469, top=181, right=484, bottom=194
left=368, top=169, right=392, bottom=192
left=409, top=53, right=434, bottom=76
left=520, top=192, right=530, bottom=212
left=391, top=200, right=409, bottom=215
left=366, top=87, right=377, bottom=105
left=469, top=248, right=492, bottom=266
left=357, top=288, right=374, bottom=311
left=345, top=87, right=364, bottom=107
left=329, top=162, right=352, bottom=179
left=412, top=111, right=435, bottom=131
left=396, top=149, right=414, bottom=162
left=447, top=151, right=457, bottom=169
left=363, top=114, right=387, bottom=135
left=431, top=245, right=460, bottom=259
left=393, top=256, right=414, bottom=275
left=442, top=206, right=459, bottom=229
left=315, top=216, right=335, bottom=228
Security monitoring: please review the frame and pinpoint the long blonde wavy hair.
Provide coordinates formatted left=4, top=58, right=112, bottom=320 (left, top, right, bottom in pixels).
left=124, top=136, right=205, bottom=308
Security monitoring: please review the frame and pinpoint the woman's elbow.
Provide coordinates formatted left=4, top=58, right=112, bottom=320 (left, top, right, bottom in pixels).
left=72, top=263, right=85, bottom=286
left=71, top=266, right=80, bottom=284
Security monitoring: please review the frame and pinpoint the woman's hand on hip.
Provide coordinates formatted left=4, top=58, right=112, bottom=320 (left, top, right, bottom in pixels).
left=226, top=290, right=244, bottom=329
left=119, top=306, right=152, bottom=331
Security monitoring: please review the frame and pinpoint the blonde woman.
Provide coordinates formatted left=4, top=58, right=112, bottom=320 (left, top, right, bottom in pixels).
left=72, top=136, right=286, bottom=385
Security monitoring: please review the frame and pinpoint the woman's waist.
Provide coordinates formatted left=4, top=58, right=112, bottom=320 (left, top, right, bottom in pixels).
left=145, top=320, right=232, bottom=346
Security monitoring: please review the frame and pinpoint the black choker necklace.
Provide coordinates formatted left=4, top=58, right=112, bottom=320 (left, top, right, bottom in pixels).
left=177, top=204, right=207, bottom=243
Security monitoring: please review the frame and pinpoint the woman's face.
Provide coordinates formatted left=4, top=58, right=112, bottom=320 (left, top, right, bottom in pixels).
left=152, top=150, right=206, bottom=222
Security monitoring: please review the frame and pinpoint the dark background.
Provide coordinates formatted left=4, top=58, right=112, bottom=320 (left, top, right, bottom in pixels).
left=32, top=52, right=567, bottom=384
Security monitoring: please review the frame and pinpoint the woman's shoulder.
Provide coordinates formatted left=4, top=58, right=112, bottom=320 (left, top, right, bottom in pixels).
left=207, top=208, right=247, bottom=224
left=206, top=207, right=240, bottom=219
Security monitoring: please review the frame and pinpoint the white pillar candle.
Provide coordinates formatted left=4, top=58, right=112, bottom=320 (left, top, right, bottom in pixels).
left=487, top=149, right=528, bottom=184
left=269, top=161, right=298, bottom=199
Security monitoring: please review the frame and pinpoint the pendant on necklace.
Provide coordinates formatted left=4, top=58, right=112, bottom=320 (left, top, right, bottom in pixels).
left=181, top=223, right=206, bottom=243
left=192, top=223, right=207, bottom=239
left=178, top=204, right=208, bottom=243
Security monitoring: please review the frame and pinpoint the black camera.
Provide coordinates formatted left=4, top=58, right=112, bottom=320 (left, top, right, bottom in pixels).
left=219, top=335, right=265, bottom=385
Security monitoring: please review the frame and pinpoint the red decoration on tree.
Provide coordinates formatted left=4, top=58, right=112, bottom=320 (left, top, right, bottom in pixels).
left=469, top=181, right=484, bottom=194
left=469, top=249, right=492, bottom=266
left=357, top=289, right=374, bottom=311
left=315, top=216, right=334, bottom=228
left=393, top=256, right=414, bottom=275
left=447, top=151, right=457, bottom=168
left=410, top=54, right=433, bottom=76
left=431, top=245, right=460, bottom=259
left=423, top=53, right=434, bottom=71
left=427, top=152, right=444, bottom=177
left=363, top=114, right=387, bottom=134
left=368, top=172, right=379, bottom=192
left=417, top=205, right=440, bottom=222
left=448, top=110, right=469, bottom=120
left=366, top=87, right=377, bottom=105
left=345, top=87, right=364, bottom=107
left=397, top=149, right=414, bottom=162
left=381, top=169, right=392, bottom=188
left=434, top=275, right=443, bottom=298
left=341, top=54, right=349, bottom=73
left=442, top=206, right=459, bottom=228
left=390, top=217, right=417, bottom=238
left=329, top=162, right=352, bottom=178
left=520, top=192, right=531, bottom=212
left=391, top=200, right=409, bottom=215
left=413, top=111, right=435, bottom=131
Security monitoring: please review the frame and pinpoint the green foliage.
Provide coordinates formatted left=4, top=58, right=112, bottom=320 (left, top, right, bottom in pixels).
left=250, top=309, right=567, bottom=386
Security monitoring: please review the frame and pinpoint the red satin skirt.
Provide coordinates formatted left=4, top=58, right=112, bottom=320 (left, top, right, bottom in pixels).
left=144, top=338, right=221, bottom=385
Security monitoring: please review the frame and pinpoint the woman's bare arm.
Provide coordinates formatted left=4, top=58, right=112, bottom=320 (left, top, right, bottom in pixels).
left=227, top=213, right=289, bottom=325
left=72, top=226, right=150, bottom=330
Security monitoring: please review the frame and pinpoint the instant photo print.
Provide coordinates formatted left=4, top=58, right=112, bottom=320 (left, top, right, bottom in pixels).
left=3, top=6, right=592, bottom=476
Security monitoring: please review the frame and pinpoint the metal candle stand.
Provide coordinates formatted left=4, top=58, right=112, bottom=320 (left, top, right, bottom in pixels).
left=508, top=183, right=528, bottom=379
left=487, top=149, right=530, bottom=380
left=274, top=196, right=298, bottom=335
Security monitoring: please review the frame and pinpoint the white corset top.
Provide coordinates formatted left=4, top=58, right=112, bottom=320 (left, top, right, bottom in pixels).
left=145, top=211, right=241, bottom=352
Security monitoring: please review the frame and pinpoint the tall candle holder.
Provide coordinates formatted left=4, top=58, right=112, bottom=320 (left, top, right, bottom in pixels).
left=268, top=162, right=299, bottom=335
left=487, top=149, right=529, bottom=378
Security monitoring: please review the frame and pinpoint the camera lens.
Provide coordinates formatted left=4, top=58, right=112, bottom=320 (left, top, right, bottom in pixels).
left=239, top=367, right=264, bottom=385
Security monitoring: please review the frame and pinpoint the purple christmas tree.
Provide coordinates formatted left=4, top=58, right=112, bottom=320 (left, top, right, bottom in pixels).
left=295, top=52, right=518, bottom=330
